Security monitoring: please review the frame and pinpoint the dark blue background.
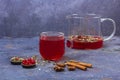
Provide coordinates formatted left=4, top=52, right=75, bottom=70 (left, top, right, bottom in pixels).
left=0, top=0, right=120, bottom=37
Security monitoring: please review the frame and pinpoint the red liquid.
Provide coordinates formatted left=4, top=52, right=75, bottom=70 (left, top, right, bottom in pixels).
left=67, top=35, right=103, bottom=49
left=39, top=36, right=65, bottom=61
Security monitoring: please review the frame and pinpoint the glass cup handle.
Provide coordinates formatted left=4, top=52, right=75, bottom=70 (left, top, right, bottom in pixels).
left=101, top=18, right=116, bottom=41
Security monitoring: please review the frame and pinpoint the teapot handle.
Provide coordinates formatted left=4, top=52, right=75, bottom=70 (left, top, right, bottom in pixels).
left=101, top=18, right=116, bottom=41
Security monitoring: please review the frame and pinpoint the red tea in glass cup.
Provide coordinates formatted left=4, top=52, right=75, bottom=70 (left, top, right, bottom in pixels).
left=39, top=31, right=65, bottom=61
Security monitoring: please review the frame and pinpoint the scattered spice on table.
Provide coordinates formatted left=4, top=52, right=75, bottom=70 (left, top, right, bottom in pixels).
left=53, top=60, right=93, bottom=72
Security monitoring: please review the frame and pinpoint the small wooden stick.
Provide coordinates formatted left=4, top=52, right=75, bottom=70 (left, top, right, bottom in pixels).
left=65, top=62, right=87, bottom=71
left=69, top=60, right=92, bottom=68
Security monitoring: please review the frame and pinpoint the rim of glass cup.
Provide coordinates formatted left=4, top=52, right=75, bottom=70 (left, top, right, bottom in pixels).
left=40, top=31, right=64, bottom=37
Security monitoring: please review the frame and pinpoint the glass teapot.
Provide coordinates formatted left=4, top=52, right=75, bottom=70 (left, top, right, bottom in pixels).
left=66, top=14, right=116, bottom=49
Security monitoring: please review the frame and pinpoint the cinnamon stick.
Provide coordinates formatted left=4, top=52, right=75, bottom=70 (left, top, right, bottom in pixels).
left=69, top=60, right=92, bottom=68
left=65, top=62, right=87, bottom=71
left=67, top=65, right=76, bottom=71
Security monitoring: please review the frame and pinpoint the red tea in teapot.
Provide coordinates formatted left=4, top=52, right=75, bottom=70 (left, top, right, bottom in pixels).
left=67, top=35, right=103, bottom=49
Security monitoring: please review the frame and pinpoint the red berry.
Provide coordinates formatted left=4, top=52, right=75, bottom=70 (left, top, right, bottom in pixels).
left=22, top=59, right=27, bottom=64
left=26, top=62, right=30, bottom=65
left=30, top=60, right=35, bottom=64
left=22, top=58, right=36, bottom=66
left=28, top=58, right=35, bottom=64
left=28, top=58, right=32, bottom=61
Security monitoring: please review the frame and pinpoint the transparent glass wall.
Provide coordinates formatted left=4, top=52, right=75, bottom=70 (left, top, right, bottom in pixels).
left=0, top=0, right=120, bottom=38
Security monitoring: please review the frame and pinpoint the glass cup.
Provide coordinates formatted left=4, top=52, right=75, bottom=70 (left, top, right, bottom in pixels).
left=66, top=14, right=116, bottom=49
left=39, top=31, right=65, bottom=61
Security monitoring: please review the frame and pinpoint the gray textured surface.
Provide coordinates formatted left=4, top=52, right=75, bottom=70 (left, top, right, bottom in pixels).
left=0, top=36, right=120, bottom=80
left=0, top=0, right=120, bottom=37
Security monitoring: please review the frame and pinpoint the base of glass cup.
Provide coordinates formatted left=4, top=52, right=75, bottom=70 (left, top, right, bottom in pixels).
left=40, top=55, right=64, bottom=61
